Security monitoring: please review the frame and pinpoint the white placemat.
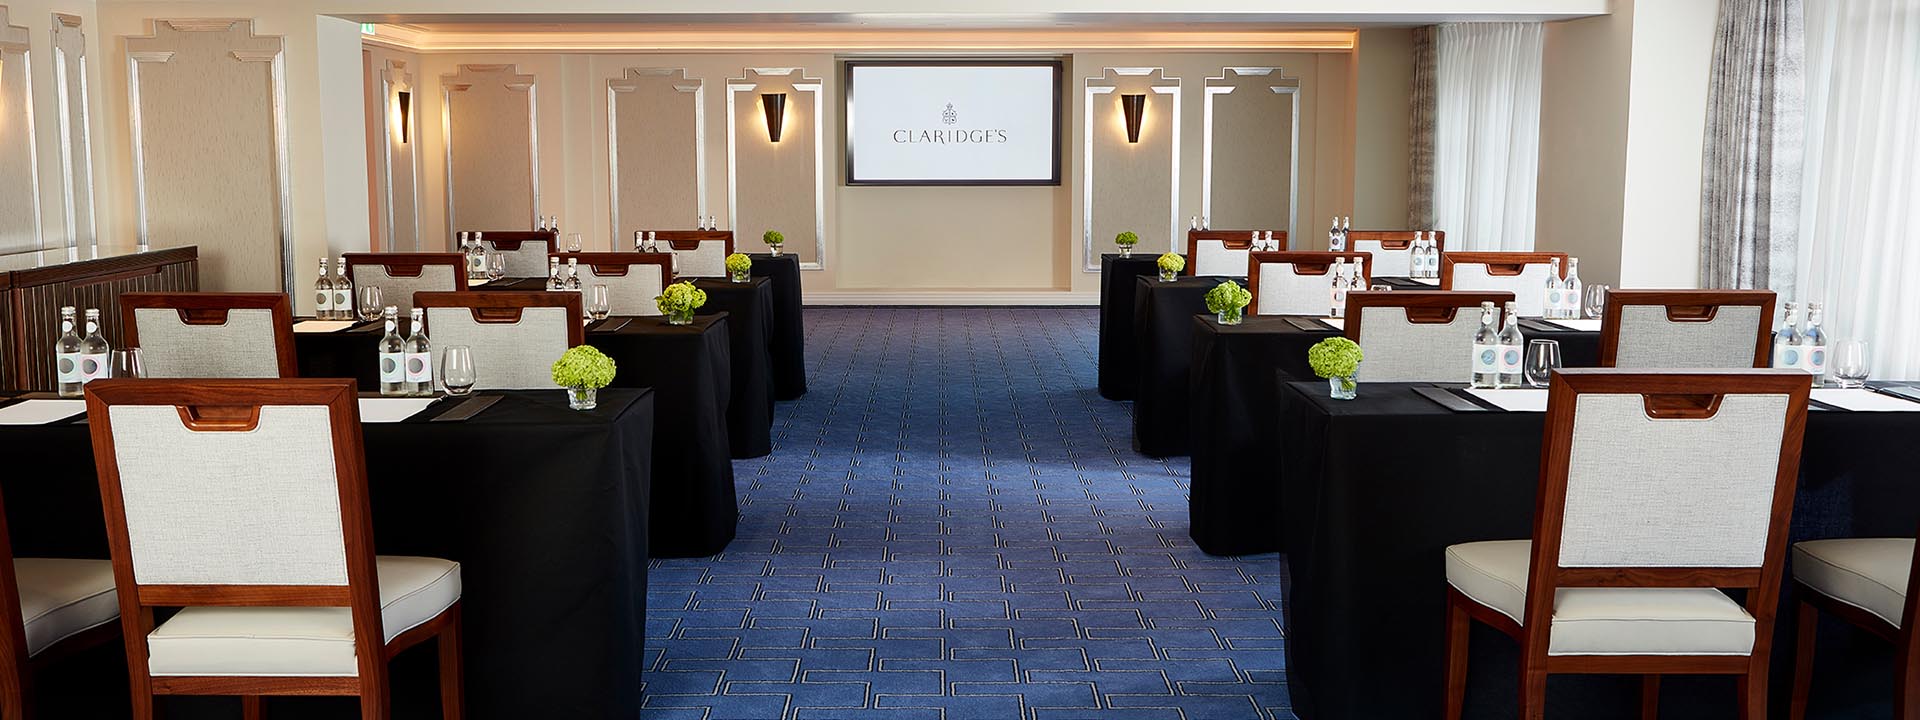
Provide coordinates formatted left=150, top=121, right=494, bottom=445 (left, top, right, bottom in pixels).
left=1464, top=388, right=1550, bottom=412
left=1812, top=389, right=1920, bottom=412
left=293, top=320, right=357, bottom=334
left=357, top=397, right=438, bottom=423
left=1550, top=318, right=1603, bottom=332
left=0, top=399, right=87, bottom=425
left=1409, top=277, right=1439, bottom=286
left=1321, top=318, right=1346, bottom=331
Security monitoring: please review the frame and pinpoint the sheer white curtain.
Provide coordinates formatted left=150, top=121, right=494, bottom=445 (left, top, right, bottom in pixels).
left=1795, top=0, right=1920, bottom=378
left=1432, top=23, right=1544, bottom=252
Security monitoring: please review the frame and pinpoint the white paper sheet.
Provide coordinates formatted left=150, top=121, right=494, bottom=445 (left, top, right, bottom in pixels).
left=1550, top=318, right=1604, bottom=332
left=469, top=277, right=491, bottom=287
left=292, top=320, right=357, bottom=334
left=1812, top=389, right=1920, bottom=412
left=1465, top=388, right=1550, bottom=412
left=357, top=397, right=438, bottom=423
left=1410, top=277, right=1439, bottom=286
left=0, top=399, right=88, bottom=425
left=1320, top=318, right=1346, bottom=331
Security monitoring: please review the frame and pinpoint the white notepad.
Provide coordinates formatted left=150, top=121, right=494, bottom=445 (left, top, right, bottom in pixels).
left=1410, top=277, right=1439, bottom=286
left=1465, top=388, right=1550, bottom=412
left=357, top=397, right=438, bottom=423
left=1812, top=389, right=1920, bottom=412
left=1550, top=318, right=1604, bottom=332
left=0, top=399, right=88, bottom=425
left=292, top=320, right=357, bottom=333
left=1320, top=318, right=1346, bottom=331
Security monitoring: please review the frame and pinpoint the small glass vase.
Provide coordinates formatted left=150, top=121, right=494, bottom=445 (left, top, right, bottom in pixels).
left=1328, top=376, right=1358, bottom=401
left=730, top=269, right=750, bottom=283
left=1215, top=307, right=1244, bottom=326
left=665, top=308, right=696, bottom=326
left=1159, top=268, right=1177, bottom=282
left=567, top=385, right=599, bottom=411
left=769, top=245, right=783, bottom=257
left=1118, top=245, right=1134, bottom=258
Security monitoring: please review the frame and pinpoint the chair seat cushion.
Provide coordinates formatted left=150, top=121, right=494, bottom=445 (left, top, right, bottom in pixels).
left=147, top=556, right=460, bottom=677
left=1793, top=538, right=1913, bottom=629
left=1446, top=540, right=1756, bottom=656
left=16, top=558, right=119, bottom=656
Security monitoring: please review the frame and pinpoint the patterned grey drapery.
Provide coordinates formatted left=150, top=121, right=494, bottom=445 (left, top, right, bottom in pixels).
left=1407, top=26, right=1438, bottom=229
left=1699, top=0, right=1805, bottom=292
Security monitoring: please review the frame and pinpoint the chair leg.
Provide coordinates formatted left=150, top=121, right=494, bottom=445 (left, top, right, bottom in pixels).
left=1640, top=675, right=1660, bottom=720
left=1518, top=665, right=1548, bottom=720
left=440, top=605, right=465, bottom=720
left=1791, top=601, right=1818, bottom=720
left=1444, top=594, right=1470, bottom=720
left=1737, top=661, right=1769, bottom=720
left=360, top=691, right=390, bottom=720
left=242, top=695, right=263, bottom=720
left=1894, top=617, right=1920, bottom=720
left=0, top=678, right=27, bottom=720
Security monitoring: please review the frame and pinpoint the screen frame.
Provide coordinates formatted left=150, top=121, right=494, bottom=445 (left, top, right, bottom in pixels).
left=843, top=59, right=1065, bottom=187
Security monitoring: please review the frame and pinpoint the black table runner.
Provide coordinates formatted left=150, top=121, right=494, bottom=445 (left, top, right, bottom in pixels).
left=696, top=277, right=775, bottom=458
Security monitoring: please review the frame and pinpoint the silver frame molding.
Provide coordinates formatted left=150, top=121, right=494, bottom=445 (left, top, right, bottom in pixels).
left=50, top=12, right=93, bottom=252
left=727, top=67, right=826, bottom=271
left=607, top=67, right=705, bottom=250
left=1082, top=67, right=1180, bottom=272
left=377, top=59, right=421, bottom=251
left=441, top=63, right=540, bottom=246
left=1202, top=67, right=1302, bottom=245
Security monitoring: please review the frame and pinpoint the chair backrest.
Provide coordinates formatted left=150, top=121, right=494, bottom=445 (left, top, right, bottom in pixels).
left=120, top=292, right=298, bottom=379
left=474, top=231, right=555, bottom=278
left=1521, top=369, right=1810, bottom=647
left=414, top=292, right=583, bottom=391
left=1186, top=230, right=1283, bottom=278
left=1248, top=251, right=1373, bottom=316
left=1345, top=290, right=1515, bottom=382
left=552, top=252, right=672, bottom=316
left=1348, top=230, right=1445, bottom=278
left=1600, top=290, right=1775, bottom=369
left=344, top=253, right=467, bottom=319
left=1440, top=251, right=1568, bottom=318
left=84, top=378, right=389, bottom=679
left=648, top=230, right=733, bottom=278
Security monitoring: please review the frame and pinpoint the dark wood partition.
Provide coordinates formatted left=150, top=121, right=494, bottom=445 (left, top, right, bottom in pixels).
left=1, top=246, right=199, bottom=391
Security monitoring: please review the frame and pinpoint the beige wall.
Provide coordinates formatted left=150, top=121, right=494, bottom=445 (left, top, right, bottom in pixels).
left=1537, top=8, right=1632, bottom=287
left=1354, top=27, right=1413, bottom=230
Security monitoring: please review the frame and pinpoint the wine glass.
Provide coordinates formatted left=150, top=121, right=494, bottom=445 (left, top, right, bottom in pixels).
left=1524, top=339, right=1562, bottom=388
left=567, top=233, right=584, bottom=253
left=357, top=286, right=383, bottom=323
left=1832, top=339, right=1870, bottom=389
left=487, top=252, right=506, bottom=281
left=110, top=349, right=145, bottom=379
left=588, top=285, right=611, bottom=322
left=442, top=346, right=477, bottom=396
left=1583, top=284, right=1609, bottom=320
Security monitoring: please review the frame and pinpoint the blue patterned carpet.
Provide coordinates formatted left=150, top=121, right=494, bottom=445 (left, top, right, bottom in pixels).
left=641, top=307, right=1287, bottom=720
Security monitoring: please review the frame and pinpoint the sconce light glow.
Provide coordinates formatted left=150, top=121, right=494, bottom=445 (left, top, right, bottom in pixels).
left=762, top=92, right=788, bottom=144
left=397, top=90, right=412, bottom=144
left=1120, top=93, right=1146, bottom=144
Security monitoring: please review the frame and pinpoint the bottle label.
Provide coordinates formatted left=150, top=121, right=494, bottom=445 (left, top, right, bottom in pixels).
left=80, top=353, right=109, bottom=382
left=1565, top=289, right=1581, bottom=317
left=332, top=290, right=349, bottom=309
left=405, top=352, right=433, bottom=384
left=316, top=290, right=333, bottom=312
left=1545, top=290, right=1563, bottom=317
left=1775, top=343, right=1801, bottom=369
left=1803, top=344, right=1827, bottom=375
left=1496, top=344, right=1523, bottom=374
left=1472, top=343, right=1499, bottom=374
left=55, top=353, right=82, bottom=383
left=379, top=352, right=405, bottom=383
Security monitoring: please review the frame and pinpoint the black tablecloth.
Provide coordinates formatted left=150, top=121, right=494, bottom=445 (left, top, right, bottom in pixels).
left=296, top=316, right=738, bottom=558
left=696, top=278, right=775, bottom=458
left=0, top=391, right=653, bottom=720
left=1187, top=317, right=1599, bottom=556
left=1276, top=381, right=1920, bottom=720
left=1131, top=274, right=1239, bottom=457
left=1097, top=253, right=1167, bottom=400
left=749, top=253, right=808, bottom=400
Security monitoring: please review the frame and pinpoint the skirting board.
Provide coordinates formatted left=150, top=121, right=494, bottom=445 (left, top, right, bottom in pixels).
left=805, top=291, right=1099, bottom=306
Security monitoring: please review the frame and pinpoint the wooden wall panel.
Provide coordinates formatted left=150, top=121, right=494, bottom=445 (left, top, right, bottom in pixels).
left=442, top=63, right=536, bottom=237
left=610, top=68, right=702, bottom=246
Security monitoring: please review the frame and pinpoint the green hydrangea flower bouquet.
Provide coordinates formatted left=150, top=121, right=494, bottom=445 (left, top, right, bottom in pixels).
left=1308, top=337, right=1363, bottom=400
left=1115, top=231, right=1140, bottom=258
left=1156, top=252, right=1185, bottom=282
left=655, top=281, right=707, bottom=326
left=726, top=253, right=752, bottom=282
left=552, top=345, right=617, bottom=410
left=1204, top=280, right=1252, bottom=326
left=763, top=229, right=785, bottom=257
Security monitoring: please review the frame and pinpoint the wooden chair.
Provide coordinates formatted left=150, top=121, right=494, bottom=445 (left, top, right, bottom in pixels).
left=1343, top=291, right=1513, bottom=382
left=1599, top=290, right=1776, bottom=369
left=550, top=253, right=672, bottom=317
left=1185, top=229, right=1284, bottom=278
left=1789, top=528, right=1920, bottom=719
left=1247, top=251, right=1372, bottom=316
left=1444, top=369, right=1812, bottom=720
left=0, top=480, right=121, bottom=718
left=120, top=292, right=298, bottom=379
left=413, top=292, right=582, bottom=391
left=472, top=231, right=554, bottom=279
left=344, top=254, right=467, bottom=320
left=1348, top=229, right=1445, bottom=278
left=645, top=231, right=733, bottom=278
left=1440, top=251, right=1569, bottom=318
left=82, top=378, right=463, bottom=720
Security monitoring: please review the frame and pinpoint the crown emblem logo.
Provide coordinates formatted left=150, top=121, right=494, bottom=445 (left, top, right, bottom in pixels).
left=941, top=103, right=957, bottom=125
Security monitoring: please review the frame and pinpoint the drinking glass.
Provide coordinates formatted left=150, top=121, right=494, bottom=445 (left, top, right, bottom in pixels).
left=566, top=233, right=584, bottom=253
left=1833, top=339, right=1870, bottom=389
left=1583, top=283, right=1609, bottom=320
left=357, top=286, right=384, bottom=322
left=1369, top=284, right=1392, bottom=292
left=442, top=346, right=477, bottom=396
left=487, top=252, right=506, bottom=281
left=589, top=285, right=611, bottom=321
left=110, top=349, right=145, bottom=379
left=1524, top=339, right=1562, bottom=388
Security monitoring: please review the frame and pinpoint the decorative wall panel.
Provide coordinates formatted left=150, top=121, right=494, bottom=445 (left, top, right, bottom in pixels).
left=379, top=59, right=419, bottom=250
left=127, top=19, right=290, bottom=292
left=0, top=7, right=42, bottom=256
left=1085, top=67, right=1180, bottom=271
left=1204, top=67, right=1300, bottom=240
left=51, top=13, right=91, bottom=250
left=443, top=64, right=536, bottom=237
left=609, top=67, right=703, bottom=247
left=728, top=68, right=823, bottom=269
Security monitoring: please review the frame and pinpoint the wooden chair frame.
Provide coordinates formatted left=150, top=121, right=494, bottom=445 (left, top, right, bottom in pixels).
left=1599, top=290, right=1776, bottom=369
left=413, top=292, right=585, bottom=347
left=1342, top=290, right=1514, bottom=342
left=1445, top=369, right=1811, bottom=720
left=118, top=292, right=300, bottom=379
left=343, top=254, right=470, bottom=292
left=82, top=378, right=462, bottom=720
left=646, top=230, right=735, bottom=255
left=1788, top=525, right=1920, bottom=719
left=547, top=252, right=675, bottom=282
left=1184, top=230, right=1287, bottom=276
left=1246, top=251, right=1374, bottom=315
left=1345, top=229, right=1447, bottom=252
left=1439, top=251, right=1569, bottom=289
left=468, top=230, right=556, bottom=252
left=0, top=481, right=121, bottom=718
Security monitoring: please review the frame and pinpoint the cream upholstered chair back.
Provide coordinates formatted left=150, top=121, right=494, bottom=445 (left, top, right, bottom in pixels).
left=554, top=252, right=672, bottom=316
left=1248, top=251, right=1372, bottom=316
left=415, top=291, right=583, bottom=391
left=653, top=231, right=733, bottom=278
left=120, top=292, right=298, bottom=379
left=1345, top=291, right=1514, bottom=382
left=1600, top=290, right=1775, bottom=369
left=474, top=231, right=555, bottom=278
left=1348, top=230, right=1444, bottom=278
left=344, top=253, right=467, bottom=320
left=1185, top=230, right=1278, bottom=278
left=1441, top=252, right=1568, bottom=318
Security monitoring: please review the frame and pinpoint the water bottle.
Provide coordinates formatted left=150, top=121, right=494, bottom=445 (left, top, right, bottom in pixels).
left=314, top=257, right=336, bottom=320
left=1543, top=258, right=1565, bottom=319
left=1772, top=302, right=1801, bottom=369
left=54, top=307, right=83, bottom=398
left=1563, top=258, right=1583, bottom=319
left=1470, top=302, right=1499, bottom=389
left=332, top=259, right=353, bottom=320
left=1497, top=302, right=1525, bottom=388
left=79, top=309, right=110, bottom=384
left=405, top=308, right=433, bottom=396
left=1329, top=258, right=1349, bottom=317
left=1799, top=303, right=1828, bottom=382
left=378, top=307, right=407, bottom=397
left=547, top=257, right=563, bottom=291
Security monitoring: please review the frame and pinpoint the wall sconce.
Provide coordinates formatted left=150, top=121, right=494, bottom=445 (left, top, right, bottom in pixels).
left=1120, top=94, right=1147, bottom=144
left=762, top=92, right=787, bottom=143
left=396, top=90, right=412, bottom=144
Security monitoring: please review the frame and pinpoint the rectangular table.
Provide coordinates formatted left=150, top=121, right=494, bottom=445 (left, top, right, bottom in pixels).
left=1275, top=381, right=1920, bottom=719
left=696, top=277, right=775, bottom=458
left=1097, top=253, right=1167, bottom=400
left=0, top=391, right=654, bottom=720
left=1131, top=274, right=1238, bottom=457
left=748, top=253, right=808, bottom=400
